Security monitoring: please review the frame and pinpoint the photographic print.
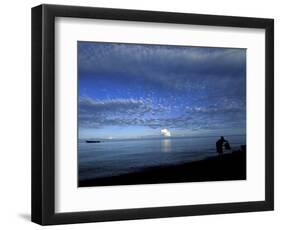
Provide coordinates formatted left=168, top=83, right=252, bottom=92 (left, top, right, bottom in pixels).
left=32, top=5, right=274, bottom=224
left=78, top=41, right=246, bottom=187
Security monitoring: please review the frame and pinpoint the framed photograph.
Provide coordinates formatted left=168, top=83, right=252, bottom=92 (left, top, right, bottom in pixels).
left=31, top=4, right=274, bottom=225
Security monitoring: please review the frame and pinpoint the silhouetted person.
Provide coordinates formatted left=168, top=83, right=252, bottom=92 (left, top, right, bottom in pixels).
left=216, top=136, right=230, bottom=155
left=224, top=141, right=231, bottom=151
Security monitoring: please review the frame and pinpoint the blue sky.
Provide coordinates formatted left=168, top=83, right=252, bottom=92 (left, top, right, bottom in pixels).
left=78, top=41, right=246, bottom=139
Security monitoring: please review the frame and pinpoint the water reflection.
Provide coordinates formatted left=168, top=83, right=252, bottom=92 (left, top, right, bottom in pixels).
left=161, top=139, right=171, bottom=153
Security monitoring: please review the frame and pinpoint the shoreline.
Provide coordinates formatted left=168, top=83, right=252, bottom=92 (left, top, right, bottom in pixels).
left=79, top=150, right=246, bottom=187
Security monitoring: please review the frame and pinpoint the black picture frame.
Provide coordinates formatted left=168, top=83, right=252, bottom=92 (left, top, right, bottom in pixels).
left=31, top=4, right=274, bottom=225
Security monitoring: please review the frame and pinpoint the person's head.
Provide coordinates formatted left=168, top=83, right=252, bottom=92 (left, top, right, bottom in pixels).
left=220, top=136, right=225, bottom=140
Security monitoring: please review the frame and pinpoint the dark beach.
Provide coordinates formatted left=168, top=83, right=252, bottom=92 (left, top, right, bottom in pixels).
left=79, top=149, right=246, bottom=187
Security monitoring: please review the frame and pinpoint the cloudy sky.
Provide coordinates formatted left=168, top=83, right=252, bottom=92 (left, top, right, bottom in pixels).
left=78, top=41, right=246, bottom=139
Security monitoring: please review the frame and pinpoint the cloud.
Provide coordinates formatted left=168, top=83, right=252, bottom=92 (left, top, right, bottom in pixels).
left=78, top=97, right=170, bottom=128
left=161, top=129, right=171, bottom=137
left=79, top=97, right=153, bottom=115
left=78, top=42, right=246, bottom=97
left=79, top=96, right=245, bottom=132
left=78, top=42, right=246, bottom=136
left=78, top=42, right=245, bottom=77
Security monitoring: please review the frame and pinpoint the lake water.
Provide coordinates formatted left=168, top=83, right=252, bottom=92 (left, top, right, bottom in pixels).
left=78, top=135, right=246, bottom=181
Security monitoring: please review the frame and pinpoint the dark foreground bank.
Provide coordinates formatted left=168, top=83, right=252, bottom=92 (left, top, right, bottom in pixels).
left=79, top=150, right=246, bottom=187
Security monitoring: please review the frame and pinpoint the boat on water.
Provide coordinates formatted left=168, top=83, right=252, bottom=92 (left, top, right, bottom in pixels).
left=85, top=140, right=102, bottom=143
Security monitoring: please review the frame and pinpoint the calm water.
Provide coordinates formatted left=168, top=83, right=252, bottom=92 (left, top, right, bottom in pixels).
left=78, top=135, right=246, bottom=181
